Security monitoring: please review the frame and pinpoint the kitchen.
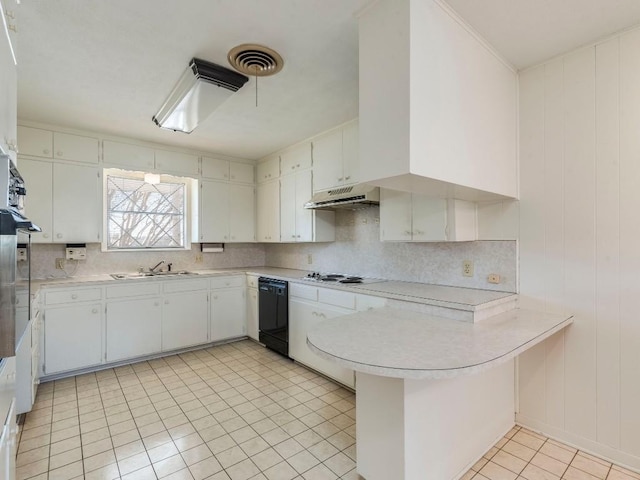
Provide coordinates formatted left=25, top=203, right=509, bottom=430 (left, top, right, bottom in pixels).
left=1, top=0, right=640, bottom=479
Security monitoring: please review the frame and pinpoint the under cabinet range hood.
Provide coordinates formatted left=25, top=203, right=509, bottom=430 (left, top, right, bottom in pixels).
left=153, top=58, right=249, bottom=134
left=304, top=185, right=380, bottom=210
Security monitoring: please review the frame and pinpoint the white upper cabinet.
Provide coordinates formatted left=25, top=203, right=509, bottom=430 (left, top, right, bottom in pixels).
left=380, top=188, right=477, bottom=242
left=154, top=149, right=199, bottom=176
left=104, top=141, right=198, bottom=176
left=256, top=180, right=280, bottom=242
left=18, top=127, right=99, bottom=164
left=280, top=143, right=312, bottom=175
left=257, top=155, right=280, bottom=183
left=229, top=163, right=254, bottom=184
left=228, top=184, right=255, bottom=242
left=359, top=0, right=517, bottom=201
left=103, top=140, right=154, bottom=170
left=17, top=158, right=53, bottom=241
left=201, top=156, right=229, bottom=180
left=200, top=181, right=255, bottom=242
left=312, top=120, right=359, bottom=192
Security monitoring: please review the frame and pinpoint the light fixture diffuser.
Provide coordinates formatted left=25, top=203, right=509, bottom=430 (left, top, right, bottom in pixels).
left=152, top=58, right=249, bottom=134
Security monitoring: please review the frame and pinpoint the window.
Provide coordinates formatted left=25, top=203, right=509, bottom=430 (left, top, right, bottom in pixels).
left=105, top=170, right=190, bottom=250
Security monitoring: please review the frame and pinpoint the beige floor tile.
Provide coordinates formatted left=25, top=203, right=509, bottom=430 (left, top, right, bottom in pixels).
left=263, top=460, right=298, bottom=480
left=300, top=463, right=338, bottom=480
left=82, top=437, right=113, bottom=458
left=479, top=460, right=518, bottom=480
left=154, top=453, right=188, bottom=478
left=118, top=451, right=152, bottom=476
left=491, top=450, right=527, bottom=474
left=512, top=431, right=545, bottom=451
left=251, top=447, right=284, bottom=471
left=148, top=440, right=180, bottom=463
left=163, top=468, right=195, bottom=480
left=226, top=458, right=260, bottom=480
left=563, top=466, right=601, bottom=480
left=323, top=451, right=355, bottom=477
left=539, top=442, right=576, bottom=464
left=49, top=446, right=82, bottom=471
left=181, top=443, right=213, bottom=466
left=571, top=453, right=611, bottom=479
left=530, top=452, right=569, bottom=477
left=83, top=449, right=117, bottom=473
left=16, top=458, right=49, bottom=480
left=502, top=439, right=537, bottom=462
left=47, top=460, right=84, bottom=480
left=609, top=467, right=640, bottom=480
left=121, top=464, right=157, bottom=480
left=83, top=462, right=120, bottom=480
left=519, top=463, right=560, bottom=480
left=288, top=450, right=320, bottom=474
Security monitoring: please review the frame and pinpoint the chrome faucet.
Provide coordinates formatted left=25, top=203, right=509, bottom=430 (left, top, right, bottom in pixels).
left=149, top=260, right=165, bottom=273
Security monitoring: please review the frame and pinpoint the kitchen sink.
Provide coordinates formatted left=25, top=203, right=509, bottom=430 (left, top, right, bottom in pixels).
left=110, top=271, right=199, bottom=280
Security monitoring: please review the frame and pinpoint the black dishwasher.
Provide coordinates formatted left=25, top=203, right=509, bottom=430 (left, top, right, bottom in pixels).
left=258, top=277, right=289, bottom=357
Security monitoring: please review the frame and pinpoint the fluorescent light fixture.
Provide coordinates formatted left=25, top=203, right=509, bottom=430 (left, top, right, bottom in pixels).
left=152, top=58, right=249, bottom=134
left=144, top=173, right=161, bottom=185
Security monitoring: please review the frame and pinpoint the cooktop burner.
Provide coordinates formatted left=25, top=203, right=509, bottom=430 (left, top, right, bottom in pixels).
left=302, top=273, right=379, bottom=285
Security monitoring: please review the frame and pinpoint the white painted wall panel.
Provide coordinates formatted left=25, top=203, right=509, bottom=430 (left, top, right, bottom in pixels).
left=595, top=37, right=621, bottom=450
left=517, top=26, right=640, bottom=468
left=619, top=29, right=640, bottom=458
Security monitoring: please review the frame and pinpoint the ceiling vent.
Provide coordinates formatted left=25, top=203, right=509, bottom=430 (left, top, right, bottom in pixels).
left=152, top=58, right=249, bottom=134
left=227, top=44, right=284, bottom=77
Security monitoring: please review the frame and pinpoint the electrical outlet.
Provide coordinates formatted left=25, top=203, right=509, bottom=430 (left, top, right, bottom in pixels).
left=16, top=248, right=27, bottom=262
left=487, top=274, right=501, bottom=284
left=462, top=260, right=474, bottom=277
left=55, top=258, right=65, bottom=270
left=195, top=253, right=203, bottom=263
left=307, top=254, right=313, bottom=265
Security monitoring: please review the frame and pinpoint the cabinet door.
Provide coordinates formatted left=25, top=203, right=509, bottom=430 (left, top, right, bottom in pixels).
left=17, top=158, right=53, bottom=243
left=379, top=188, right=412, bottom=241
left=312, top=129, right=343, bottom=192
left=280, top=174, right=297, bottom=242
left=0, top=31, right=16, bottom=162
left=17, top=126, right=52, bottom=158
left=211, top=288, right=246, bottom=341
left=53, top=163, right=101, bottom=242
left=412, top=196, right=447, bottom=242
left=106, top=298, right=162, bottom=362
left=342, top=120, right=359, bottom=185
left=103, top=141, right=155, bottom=171
left=200, top=180, right=229, bottom=242
left=257, top=155, right=279, bottom=183
left=202, top=157, right=229, bottom=180
left=289, top=299, right=354, bottom=388
left=295, top=170, right=313, bottom=242
left=155, top=150, right=199, bottom=176
left=228, top=184, right=255, bottom=242
left=44, top=304, right=102, bottom=374
left=281, top=143, right=312, bottom=174
left=229, top=163, right=254, bottom=184
left=162, top=291, right=208, bottom=351
left=53, top=132, right=99, bottom=164
left=257, top=180, right=279, bottom=242
left=246, top=288, right=259, bottom=341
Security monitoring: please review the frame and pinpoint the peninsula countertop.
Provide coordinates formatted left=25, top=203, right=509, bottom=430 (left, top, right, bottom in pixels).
left=307, top=306, right=573, bottom=380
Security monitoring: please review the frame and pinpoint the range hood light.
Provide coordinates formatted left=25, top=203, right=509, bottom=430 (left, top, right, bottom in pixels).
left=152, top=58, right=249, bottom=134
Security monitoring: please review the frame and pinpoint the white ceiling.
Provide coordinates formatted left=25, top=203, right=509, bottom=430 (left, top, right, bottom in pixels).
left=16, top=1, right=640, bottom=160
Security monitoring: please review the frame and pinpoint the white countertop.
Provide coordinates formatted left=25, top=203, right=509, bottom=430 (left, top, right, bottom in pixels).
left=306, top=307, right=573, bottom=380
left=33, top=266, right=517, bottom=313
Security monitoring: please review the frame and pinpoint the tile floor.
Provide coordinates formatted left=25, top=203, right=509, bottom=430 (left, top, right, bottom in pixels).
left=14, top=339, right=640, bottom=480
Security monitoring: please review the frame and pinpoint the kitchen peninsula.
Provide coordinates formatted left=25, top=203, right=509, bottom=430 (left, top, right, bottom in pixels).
left=307, top=307, right=573, bottom=480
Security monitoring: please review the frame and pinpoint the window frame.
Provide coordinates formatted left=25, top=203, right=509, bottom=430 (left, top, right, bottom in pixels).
left=101, top=168, right=195, bottom=252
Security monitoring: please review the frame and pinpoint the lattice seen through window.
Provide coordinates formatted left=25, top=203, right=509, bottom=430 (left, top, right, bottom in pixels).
left=106, top=175, right=186, bottom=249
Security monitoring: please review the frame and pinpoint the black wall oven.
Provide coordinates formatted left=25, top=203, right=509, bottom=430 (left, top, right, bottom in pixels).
left=258, top=277, right=289, bottom=357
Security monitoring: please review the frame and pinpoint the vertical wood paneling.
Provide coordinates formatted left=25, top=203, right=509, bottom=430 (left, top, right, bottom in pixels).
left=562, top=47, right=597, bottom=441
left=543, top=59, right=567, bottom=429
left=595, top=38, right=621, bottom=449
left=619, top=29, right=640, bottom=456
left=518, top=65, right=547, bottom=420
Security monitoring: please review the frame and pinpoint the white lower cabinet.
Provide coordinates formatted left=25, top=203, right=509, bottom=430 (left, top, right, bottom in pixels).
left=106, top=297, right=162, bottom=362
left=289, top=298, right=355, bottom=388
left=44, top=303, right=102, bottom=374
left=247, top=286, right=259, bottom=341
left=162, top=291, right=209, bottom=351
left=211, top=288, right=246, bottom=342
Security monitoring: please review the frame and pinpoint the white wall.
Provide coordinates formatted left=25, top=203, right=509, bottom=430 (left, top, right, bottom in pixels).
left=516, top=28, right=640, bottom=470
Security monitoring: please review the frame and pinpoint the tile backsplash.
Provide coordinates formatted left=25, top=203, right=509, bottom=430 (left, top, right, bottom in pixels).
left=265, top=208, right=517, bottom=292
left=26, top=208, right=516, bottom=292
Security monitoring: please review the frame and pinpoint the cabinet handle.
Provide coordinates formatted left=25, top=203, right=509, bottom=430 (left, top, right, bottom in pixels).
left=338, top=177, right=343, bottom=182
left=92, top=308, right=98, bottom=314
left=319, top=313, right=326, bottom=318
left=291, top=235, right=295, bottom=238
left=154, top=302, right=159, bottom=307
left=213, top=295, right=218, bottom=300
left=43, top=233, right=49, bottom=238
left=291, top=166, right=295, bottom=170
left=71, top=294, right=77, bottom=299
left=296, top=235, right=301, bottom=238
left=56, top=233, right=63, bottom=239
left=7, top=23, right=16, bottom=33
left=224, top=236, right=228, bottom=240
left=5, top=10, right=15, bottom=19
left=312, top=311, right=318, bottom=316
left=56, top=151, right=63, bottom=157
left=345, top=176, right=351, bottom=180
left=415, top=230, right=424, bottom=235
left=43, top=149, right=50, bottom=155
left=297, top=164, right=300, bottom=167
left=404, top=230, right=411, bottom=236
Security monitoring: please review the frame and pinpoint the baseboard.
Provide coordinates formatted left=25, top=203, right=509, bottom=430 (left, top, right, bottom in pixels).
left=516, top=414, right=640, bottom=474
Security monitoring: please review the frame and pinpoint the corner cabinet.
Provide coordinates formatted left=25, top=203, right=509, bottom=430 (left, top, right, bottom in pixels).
left=18, top=158, right=101, bottom=244
left=280, top=169, right=334, bottom=243
left=380, top=188, right=477, bottom=242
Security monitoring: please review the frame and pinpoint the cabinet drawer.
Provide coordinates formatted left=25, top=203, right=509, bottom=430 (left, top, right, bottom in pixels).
left=163, top=279, right=209, bottom=293
left=45, top=288, right=102, bottom=305
left=210, top=276, right=244, bottom=289
left=106, top=283, right=161, bottom=298
left=246, top=275, right=259, bottom=289
left=290, top=283, right=318, bottom=301
left=356, top=294, right=386, bottom=311
left=318, top=288, right=356, bottom=310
